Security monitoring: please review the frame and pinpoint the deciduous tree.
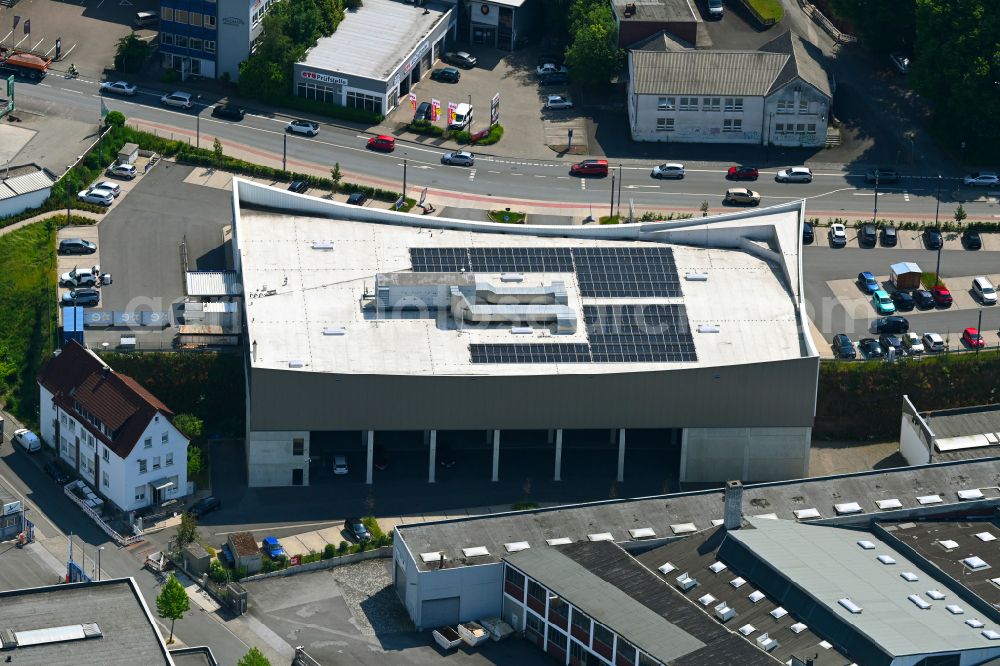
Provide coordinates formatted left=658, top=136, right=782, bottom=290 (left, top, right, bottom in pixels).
left=155, top=574, right=189, bottom=644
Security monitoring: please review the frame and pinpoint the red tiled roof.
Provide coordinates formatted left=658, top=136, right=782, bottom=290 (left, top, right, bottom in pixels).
left=228, top=532, right=259, bottom=558
left=36, top=341, right=176, bottom=458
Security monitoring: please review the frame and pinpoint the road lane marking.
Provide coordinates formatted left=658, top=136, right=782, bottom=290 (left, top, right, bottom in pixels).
left=469, top=169, right=476, bottom=181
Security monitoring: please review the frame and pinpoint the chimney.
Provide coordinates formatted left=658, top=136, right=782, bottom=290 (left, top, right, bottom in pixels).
left=724, top=480, right=743, bottom=530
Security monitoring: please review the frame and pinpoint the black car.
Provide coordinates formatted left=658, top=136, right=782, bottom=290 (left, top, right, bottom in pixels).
left=865, top=168, right=899, bottom=184
left=874, top=316, right=909, bottom=334
left=346, top=192, right=368, bottom=206
left=859, top=223, right=877, bottom=247
left=962, top=229, right=982, bottom=250
left=344, top=517, right=371, bottom=542
left=437, top=442, right=456, bottom=468
left=858, top=338, right=884, bottom=359
left=880, top=225, right=898, bottom=247
left=443, top=51, right=477, bottom=68
left=288, top=180, right=308, bottom=194
left=413, top=101, right=432, bottom=122
left=211, top=103, right=245, bottom=121
left=832, top=333, right=856, bottom=359
left=912, top=289, right=935, bottom=309
left=58, top=238, right=97, bottom=255
left=539, top=72, right=570, bottom=86
left=879, top=333, right=904, bottom=355
left=188, top=496, right=221, bottom=517
left=922, top=227, right=943, bottom=249
left=802, top=223, right=814, bottom=245
left=430, top=67, right=460, bottom=83
left=890, top=290, right=914, bottom=311
left=43, top=461, right=71, bottom=485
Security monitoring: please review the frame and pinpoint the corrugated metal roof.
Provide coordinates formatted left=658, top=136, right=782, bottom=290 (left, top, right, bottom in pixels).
left=759, top=31, right=832, bottom=97
left=186, top=271, right=242, bottom=297
left=5, top=168, right=56, bottom=195
left=631, top=50, right=789, bottom=96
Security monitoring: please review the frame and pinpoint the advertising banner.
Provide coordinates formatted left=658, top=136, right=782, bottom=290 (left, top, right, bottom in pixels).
left=490, top=92, right=500, bottom=126
left=408, top=92, right=417, bottom=111
left=447, top=101, right=457, bottom=126
left=431, top=99, right=441, bottom=121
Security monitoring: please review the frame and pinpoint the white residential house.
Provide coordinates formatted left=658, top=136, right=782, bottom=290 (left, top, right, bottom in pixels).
left=37, top=340, right=190, bottom=513
left=627, top=31, right=832, bottom=146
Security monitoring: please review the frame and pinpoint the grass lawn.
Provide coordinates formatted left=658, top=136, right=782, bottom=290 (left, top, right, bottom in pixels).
left=921, top=271, right=946, bottom=288
left=747, top=0, right=784, bottom=22
left=488, top=210, right=526, bottom=224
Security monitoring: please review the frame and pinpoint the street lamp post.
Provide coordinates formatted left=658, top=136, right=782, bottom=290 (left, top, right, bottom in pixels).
left=933, top=174, right=943, bottom=286
left=282, top=133, right=288, bottom=172
left=977, top=309, right=983, bottom=355
left=609, top=171, right=616, bottom=221
left=616, top=164, right=622, bottom=219
left=402, top=158, right=407, bottom=201
left=467, top=94, right=472, bottom=135
left=97, top=546, right=104, bottom=581
left=872, top=171, right=879, bottom=225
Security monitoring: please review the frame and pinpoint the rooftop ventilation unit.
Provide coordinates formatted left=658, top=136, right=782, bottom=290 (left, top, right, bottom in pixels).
left=939, top=539, right=959, bottom=551
left=756, top=633, right=778, bottom=652
left=510, top=326, right=533, bottom=335
left=958, top=489, right=985, bottom=500
left=671, top=522, right=697, bottom=534
left=857, top=540, right=876, bottom=550
left=504, top=541, right=530, bottom=553
left=288, top=359, right=304, bottom=368
left=908, top=594, right=931, bottom=610
left=546, top=537, right=572, bottom=546
left=311, top=241, right=334, bottom=250
left=12, top=623, right=103, bottom=648
left=927, top=590, right=946, bottom=600
left=676, top=573, right=697, bottom=591
left=963, top=556, right=988, bottom=570
left=500, top=273, right=524, bottom=283
left=420, top=552, right=442, bottom=563
left=462, top=546, right=489, bottom=558
left=715, top=602, right=736, bottom=622
left=629, top=527, right=656, bottom=539
left=900, top=572, right=919, bottom=582
left=975, top=532, right=996, bottom=542
left=587, top=532, right=613, bottom=542
left=876, top=498, right=903, bottom=510
left=967, top=619, right=985, bottom=628
left=623, top=2, right=636, bottom=17
left=838, top=598, right=863, bottom=614
left=657, top=562, right=676, bottom=575
left=982, top=630, right=1000, bottom=640
left=946, top=605, right=965, bottom=615
left=685, top=272, right=708, bottom=281
left=697, top=324, right=720, bottom=334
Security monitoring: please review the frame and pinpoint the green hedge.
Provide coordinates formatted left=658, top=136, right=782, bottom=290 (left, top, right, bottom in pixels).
left=409, top=120, right=444, bottom=137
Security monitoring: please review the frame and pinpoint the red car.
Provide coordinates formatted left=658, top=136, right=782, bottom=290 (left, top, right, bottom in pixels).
left=962, top=327, right=985, bottom=348
left=570, top=159, right=609, bottom=176
left=727, top=165, right=759, bottom=180
left=931, top=285, right=952, bottom=307
left=366, top=135, right=396, bottom=151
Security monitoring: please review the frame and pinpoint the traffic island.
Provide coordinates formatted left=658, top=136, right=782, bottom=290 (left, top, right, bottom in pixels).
left=488, top=209, right=526, bottom=224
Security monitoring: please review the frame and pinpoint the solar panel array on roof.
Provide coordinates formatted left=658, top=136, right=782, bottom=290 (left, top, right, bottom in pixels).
left=574, top=247, right=681, bottom=298
left=469, top=342, right=592, bottom=364
left=470, top=247, right=574, bottom=273
left=409, top=247, right=471, bottom=272
left=585, top=304, right=696, bottom=363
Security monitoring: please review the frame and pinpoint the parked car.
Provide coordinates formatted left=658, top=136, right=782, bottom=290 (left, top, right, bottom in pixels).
left=872, top=289, right=896, bottom=315
left=963, top=171, right=999, bottom=187
left=890, top=53, right=910, bottom=74
left=160, top=91, right=193, bottom=109
left=346, top=192, right=367, bottom=206
left=963, top=327, right=985, bottom=348
left=373, top=445, right=389, bottom=471
left=651, top=163, right=685, bottom=179
left=366, top=135, right=395, bottom=152
left=441, top=151, right=474, bottom=166
left=962, top=229, right=982, bottom=250
left=570, top=159, right=608, bottom=176
left=865, top=167, right=899, bottom=184
left=832, top=333, right=856, bottom=359
left=879, top=334, right=904, bottom=356
left=880, top=225, right=898, bottom=247
left=536, top=63, right=569, bottom=77
left=188, top=496, right=221, bottom=517
left=77, top=188, right=114, bottom=206
left=430, top=67, right=461, bottom=83
left=437, top=442, right=456, bottom=468
left=212, top=103, right=245, bottom=121
left=902, top=332, right=925, bottom=355
left=890, top=290, right=914, bottom=311
left=858, top=338, right=884, bottom=359
left=857, top=272, right=879, bottom=294
left=828, top=223, right=847, bottom=247
left=723, top=187, right=760, bottom=206
left=413, top=101, right=432, bottom=122
left=544, top=94, right=573, bottom=110
left=286, top=119, right=319, bottom=136
left=802, top=223, right=814, bottom=245
left=60, top=265, right=101, bottom=288
left=344, top=518, right=371, bottom=542
left=538, top=72, right=570, bottom=86
left=922, top=227, right=943, bottom=249
left=537, top=54, right=564, bottom=68
left=287, top=180, right=308, bottom=194
left=12, top=428, right=41, bottom=453
left=874, top=316, right=909, bottom=334
left=94, top=181, right=121, bottom=197
left=100, top=80, right=136, bottom=96
left=443, top=51, right=477, bottom=68
left=43, top=460, right=70, bottom=484
left=859, top=223, right=877, bottom=247
left=727, top=165, right=759, bottom=180
left=261, top=536, right=286, bottom=558
left=333, top=455, right=349, bottom=475
left=61, top=288, right=100, bottom=307
left=922, top=332, right=945, bottom=352
left=58, top=238, right=97, bottom=255
left=972, top=276, right=997, bottom=305
left=931, top=285, right=952, bottom=307
left=106, top=163, right=137, bottom=180
left=912, top=289, right=934, bottom=309
left=775, top=166, right=813, bottom=183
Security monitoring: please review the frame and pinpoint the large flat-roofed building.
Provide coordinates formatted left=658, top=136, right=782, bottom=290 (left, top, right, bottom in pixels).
left=231, top=179, right=817, bottom=488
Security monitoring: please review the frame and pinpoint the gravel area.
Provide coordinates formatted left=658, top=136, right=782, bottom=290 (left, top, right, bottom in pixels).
left=328, top=559, right=414, bottom=636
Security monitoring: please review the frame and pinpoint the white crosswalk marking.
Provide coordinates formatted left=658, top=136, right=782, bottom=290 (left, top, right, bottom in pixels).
left=469, top=169, right=476, bottom=181
left=903, top=191, right=910, bottom=202
left=580, top=179, right=586, bottom=190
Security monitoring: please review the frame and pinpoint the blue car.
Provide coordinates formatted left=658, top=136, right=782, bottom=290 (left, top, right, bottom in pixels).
left=262, top=536, right=286, bottom=559
left=872, top=289, right=896, bottom=315
left=857, top=271, right=879, bottom=294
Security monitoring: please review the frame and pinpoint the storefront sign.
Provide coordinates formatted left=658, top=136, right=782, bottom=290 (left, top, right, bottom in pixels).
left=490, top=92, right=500, bottom=126
left=301, top=70, right=348, bottom=86
left=3, top=500, right=22, bottom=516
left=222, top=17, right=244, bottom=25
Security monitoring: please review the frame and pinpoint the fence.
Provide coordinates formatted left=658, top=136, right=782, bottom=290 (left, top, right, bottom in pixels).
left=240, top=546, right=392, bottom=583
left=798, top=0, right=857, bottom=44
left=63, top=484, right=143, bottom=546
left=294, top=647, right=323, bottom=666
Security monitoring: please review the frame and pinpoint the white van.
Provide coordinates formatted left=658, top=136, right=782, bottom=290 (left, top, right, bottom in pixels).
left=972, top=276, right=997, bottom=305
left=13, top=428, right=41, bottom=453
left=449, top=103, right=473, bottom=130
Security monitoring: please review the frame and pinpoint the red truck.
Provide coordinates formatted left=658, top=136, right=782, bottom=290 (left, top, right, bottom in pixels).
left=0, top=48, right=52, bottom=80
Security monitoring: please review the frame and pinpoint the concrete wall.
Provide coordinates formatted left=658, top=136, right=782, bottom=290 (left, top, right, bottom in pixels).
left=0, top=187, right=50, bottom=219
left=630, top=92, right=765, bottom=144
left=899, top=395, right=931, bottom=466
left=679, top=426, right=811, bottom=483
left=246, top=430, right=310, bottom=487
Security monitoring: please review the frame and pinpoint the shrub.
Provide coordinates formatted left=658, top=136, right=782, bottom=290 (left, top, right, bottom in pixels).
left=512, top=502, right=540, bottom=511
left=409, top=120, right=444, bottom=137
left=362, top=517, right=385, bottom=541
left=473, top=124, right=504, bottom=146
left=323, top=543, right=336, bottom=560
left=337, top=541, right=349, bottom=555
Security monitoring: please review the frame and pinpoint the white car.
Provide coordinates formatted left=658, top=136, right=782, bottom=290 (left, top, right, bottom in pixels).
left=828, top=223, right=847, bottom=246
left=922, top=332, right=945, bottom=352
left=93, top=181, right=121, bottom=197
left=160, top=91, right=193, bottom=109
left=536, top=63, right=569, bottom=77
left=100, top=80, right=136, bottom=96
left=963, top=171, right=999, bottom=187
left=333, top=455, right=349, bottom=475
left=60, top=264, right=101, bottom=288
left=544, top=94, right=573, bottom=110
left=13, top=428, right=41, bottom=452
left=902, top=332, right=924, bottom=355
left=286, top=119, right=320, bottom=136
left=107, top=163, right=137, bottom=180
left=651, top=163, right=685, bottom=179
left=77, top=188, right=114, bottom=206
left=441, top=151, right=474, bottom=166
left=776, top=166, right=813, bottom=183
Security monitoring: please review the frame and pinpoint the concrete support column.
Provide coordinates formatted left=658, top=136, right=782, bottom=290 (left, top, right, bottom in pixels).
left=554, top=429, right=563, bottom=482
left=428, top=430, right=437, bottom=484
left=365, top=430, right=374, bottom=485
left=616, top=428, right=626, bottom=483
left=491, top=430, right=500, bottom=482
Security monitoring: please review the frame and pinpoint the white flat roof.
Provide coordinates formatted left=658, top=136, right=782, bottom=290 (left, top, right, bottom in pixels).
left=236, top=194, right=806, bottom=377
left=301, top=0, right=451, bottom=81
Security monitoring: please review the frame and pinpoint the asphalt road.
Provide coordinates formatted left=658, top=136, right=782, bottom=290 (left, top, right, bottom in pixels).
left=12, top=76, right=1000, bottom=221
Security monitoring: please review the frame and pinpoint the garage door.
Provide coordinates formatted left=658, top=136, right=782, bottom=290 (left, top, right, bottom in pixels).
left=421, top=597, right=460, bottom=628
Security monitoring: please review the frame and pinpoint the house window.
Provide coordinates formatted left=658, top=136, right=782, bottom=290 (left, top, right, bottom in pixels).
left=153, top=456, right=161, bottom=470
left=103, top=471, right=109, bottom=487
left=205, top=40, right=216, bottom=53
left=808, top=123, right=817, bottom=133
left=526, top=579, right=546, bottom=614
left=678, top=97, right=698, bottom=111
left=655, top=117, right=674, bottom=132
left=60, top=412, right=67, bottom=425
left=799, top=99, right=809, bottom=113
left=175, top=9, right=188, bottom=23
left=88, top=434, right=94, bottom=448
left=162, top=7, right=173, bottom=20
left=205, top=15, right=216, bottom=28
left=723, top=119, right=743, bottom=132
left=346, top=91, right=383, bottom=115
left=68, top=420, right=76, bottom=432
left=593, top=623, right=614, bottom=660
left=702, top=97, right=721, bottom=112
left=525, top=612, right=544, bottom=642
left=189, top=12, right=203, bottom=27
left=161, top=432, right=168, bottom=445
left=657, top=96, right=674, bottom=111
left=776, top=99, right=794, bottom=114
left=103, top=448, right=109, bottom=462
left=570, top=606, right=591, bottom=641
left=796, top=123, right=806, bottom=132
left=135, top=485, right=146, bottom=502
left=617, top=637, right=638, bottom=665
left=144, top=437, right=152, bottom=449
left=724, top=97, right=744, bottom=112
left=293, top=438, right=304, bottom=456
left=138, top=459, right=147, bottom=474
left=166, top=452, right=174, bottom=466
left=176, top=35, right=188, bottom=48
left=638, top=653, right=661, bottom=666
left=548, top=596, right=569, bottom=630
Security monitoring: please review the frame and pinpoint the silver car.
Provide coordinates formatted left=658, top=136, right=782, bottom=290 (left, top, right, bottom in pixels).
left=106, top=163, right=137, bottom=179
left=160, top=91, right=193, bottom=109
left=544, top=95, right=573, bottom=110
left=651, top=163, right=685, bottom=179
left=77, top=188, right=114, bottom=206
left=776, top=166, right=813, bottom=183
left=100, top=80, right=136, bottom=96
left=94, top=181, right=121, bottom=197
left=963, top=171, right=999, bottom=187
left=287, top=119, right=320, bottom=136
left=441, top=151, right=474, bottom=167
